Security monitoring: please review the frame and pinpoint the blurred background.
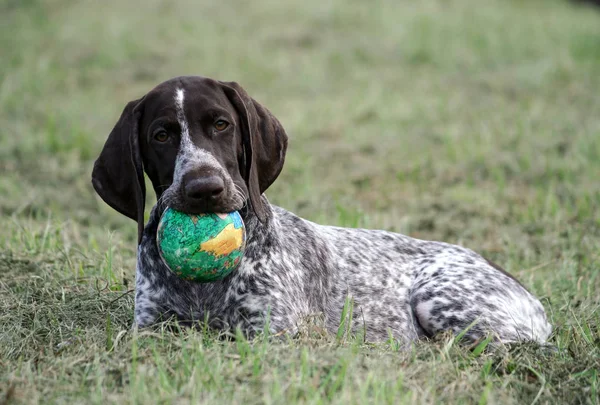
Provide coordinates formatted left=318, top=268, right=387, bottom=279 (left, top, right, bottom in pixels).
left=2, top=1, right=600, bottom=402
left=1, top=0, right=599, bottom=295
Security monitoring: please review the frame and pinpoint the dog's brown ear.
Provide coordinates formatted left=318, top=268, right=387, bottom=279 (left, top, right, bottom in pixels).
left=219, top=81, right=288, bottom=222
left=92, top=97, right=146, bottom=243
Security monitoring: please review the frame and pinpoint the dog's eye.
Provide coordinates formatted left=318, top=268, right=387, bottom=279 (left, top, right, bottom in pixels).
left=154, top=131, right=169, bottom=143
left=214, top=120, right=229, bottom=131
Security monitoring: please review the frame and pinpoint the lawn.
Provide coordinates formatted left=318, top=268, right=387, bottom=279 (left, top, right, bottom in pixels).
left=1, top=0, right=600, bottom=403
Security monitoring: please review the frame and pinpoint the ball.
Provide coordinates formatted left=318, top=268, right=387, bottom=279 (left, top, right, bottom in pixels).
left=157, top=209, right=246, bottom=282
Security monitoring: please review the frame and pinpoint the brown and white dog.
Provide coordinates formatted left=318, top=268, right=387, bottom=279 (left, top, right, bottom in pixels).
left=92, top=76, right=552, bottom=345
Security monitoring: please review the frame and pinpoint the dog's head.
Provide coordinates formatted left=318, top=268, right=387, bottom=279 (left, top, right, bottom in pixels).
left=92, top=76, right=288, bottom=242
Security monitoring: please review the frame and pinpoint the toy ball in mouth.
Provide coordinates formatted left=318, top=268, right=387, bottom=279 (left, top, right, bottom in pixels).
left=157, top=208, right=246, bottom=282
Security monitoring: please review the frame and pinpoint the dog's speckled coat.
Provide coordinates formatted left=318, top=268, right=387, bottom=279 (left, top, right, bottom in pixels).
left=92, top=76, right=552, bottom=345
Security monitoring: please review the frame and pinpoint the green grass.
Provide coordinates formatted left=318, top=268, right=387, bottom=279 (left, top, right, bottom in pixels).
left=1, top=0, right=600, bottom=403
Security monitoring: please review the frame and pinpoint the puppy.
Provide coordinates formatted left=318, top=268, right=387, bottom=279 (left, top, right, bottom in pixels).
left=92, top=76, right=552, bottom=345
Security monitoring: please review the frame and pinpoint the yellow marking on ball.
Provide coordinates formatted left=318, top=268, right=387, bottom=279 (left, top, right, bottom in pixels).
left=200, top=224, right=243, bottom=257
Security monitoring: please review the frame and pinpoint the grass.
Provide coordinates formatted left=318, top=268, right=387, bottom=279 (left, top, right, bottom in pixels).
left=1, top=0, right=600, bottom=403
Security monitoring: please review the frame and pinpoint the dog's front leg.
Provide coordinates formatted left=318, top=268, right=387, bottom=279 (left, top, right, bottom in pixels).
left=133, top=242, right=167, bottom=328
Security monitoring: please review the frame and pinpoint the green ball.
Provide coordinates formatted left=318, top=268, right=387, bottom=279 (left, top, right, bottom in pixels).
left=157, top=209, right=246, bottom=282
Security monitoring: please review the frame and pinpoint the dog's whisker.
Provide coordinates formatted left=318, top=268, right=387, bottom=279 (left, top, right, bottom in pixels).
left=233, top=184, right=247, bottom=209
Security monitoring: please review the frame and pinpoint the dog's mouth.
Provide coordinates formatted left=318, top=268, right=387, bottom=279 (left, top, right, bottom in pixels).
left=168, top=198, right=242, bottom=215
left=158, top=179, right=245, bottom=215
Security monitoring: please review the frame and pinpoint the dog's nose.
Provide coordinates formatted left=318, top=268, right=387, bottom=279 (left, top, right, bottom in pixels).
left=185, top=176, right=225, bottom=200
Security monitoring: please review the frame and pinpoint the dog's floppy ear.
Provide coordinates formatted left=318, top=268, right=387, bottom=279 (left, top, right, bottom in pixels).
left=219, top=81, right=288, bottom=222
left=92, top=97, right=146, bottom=243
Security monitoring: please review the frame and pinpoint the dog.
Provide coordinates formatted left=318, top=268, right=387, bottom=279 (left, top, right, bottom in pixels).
left=92, top=76, right=552, bottom=345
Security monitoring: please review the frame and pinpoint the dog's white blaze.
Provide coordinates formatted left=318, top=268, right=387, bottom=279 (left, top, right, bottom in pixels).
left=171, top=88, right=195, bottom=182
left=172, top=87, right=222, bottom=168
left=174, top=88, right=191, bottom=148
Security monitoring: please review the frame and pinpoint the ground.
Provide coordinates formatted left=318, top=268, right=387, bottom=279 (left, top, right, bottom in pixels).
left=1, top=0, right=600, bottom=403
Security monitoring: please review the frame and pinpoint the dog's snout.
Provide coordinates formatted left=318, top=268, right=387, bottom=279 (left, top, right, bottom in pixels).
left=185, top=176, right=225, bottom=200
left=172, top=165, right=240, bottom=214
